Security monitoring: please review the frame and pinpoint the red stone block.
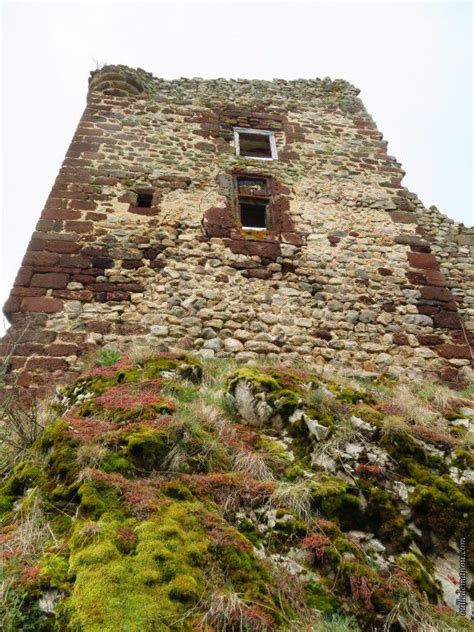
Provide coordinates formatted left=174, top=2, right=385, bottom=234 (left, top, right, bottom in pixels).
left=69, top=200, right=97, bottom=210
left=65, top=220, right=94, bottom=233
left=229, top=238, right=280, bottom=260
left=11, top=288, right=46, bottom=297
left=14, top=266, right=33, bottom=286
left=420, top=286, right=455, bottom=302
left=14, top=343, right=43, bottom=355
left=10, top=356, right=27, bottom=369
left=44, top=343, right=79, bottom=357
left=417, top=305, right=438, bottom=315
left=393, top=333, right=409, bottom=345
left=3, top=296, right=21, bottom=315
left=406, top=270, right=426, bottom=285
left=86, top=212, right=108, bottom=221
left=41, top=208, right=83, bottom=220
left=388, top=211, right=418, bottom=224
left=203, top=206, right=234, bottom=238
left=31, top=273, right=70, bottom=289
left=437, top=344, right=472, bottom=360
left=106, top=291, right=131, bottom=301
left=423, top=270, right=447, bottom=287
left=432, top=311, right=462, bottom=329
left=25, top=357, right=69, bottom=371
left=45, top=240, right=80, bottom=254
left=59, top=254, right=92, bottom=268
left=417, top=334, right=443, bottom=346
left=407, top=252, right=438, bottom=270
left=85, top=321, right=112, bottom=334
left=21, top=297, right=63, bottom=313
left=439, top=366, right=459, bottom=382
left=23, top=252, right=60, bottom=266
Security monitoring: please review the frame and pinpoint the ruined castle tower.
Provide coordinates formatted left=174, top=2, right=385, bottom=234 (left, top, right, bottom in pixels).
left=2, top=65, right=473, bottom=396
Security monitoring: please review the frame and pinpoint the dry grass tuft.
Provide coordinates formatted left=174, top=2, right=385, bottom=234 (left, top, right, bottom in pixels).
left=271, top=481, right=312, bottom=520
left=6, top=489, right=55, bottom=562
left=200, top=590, right=248, bottom=631
left=233, top=450, right=274, bottom=481
left=0, top=397, right=55, bottom=474
left=192, top=401, right=236, bottom=440
left=76, top=443, right=107, bottom=469
left=126, top=342, right=160, bottom=365
left=389, top=384, right=437, bottom=425
left=383, top=593, right=450, bottom=632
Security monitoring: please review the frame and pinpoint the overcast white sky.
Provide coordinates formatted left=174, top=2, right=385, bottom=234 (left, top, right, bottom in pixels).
left=1, top=1, right=473, bottom=335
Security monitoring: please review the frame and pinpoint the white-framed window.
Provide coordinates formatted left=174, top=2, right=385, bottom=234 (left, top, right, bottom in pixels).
left=234, top=127, right=278, bottom=160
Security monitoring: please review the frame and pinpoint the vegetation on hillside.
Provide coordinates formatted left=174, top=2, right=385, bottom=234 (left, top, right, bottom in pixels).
left=1, top=350, right=473, bottom=631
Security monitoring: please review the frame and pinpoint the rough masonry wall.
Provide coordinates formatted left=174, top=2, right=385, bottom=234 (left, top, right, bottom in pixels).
left=1, top=65, right=472, bottom=396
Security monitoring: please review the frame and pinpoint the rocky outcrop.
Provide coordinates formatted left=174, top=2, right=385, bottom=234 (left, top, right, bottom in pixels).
left=1, top=353, right=472, bottom=630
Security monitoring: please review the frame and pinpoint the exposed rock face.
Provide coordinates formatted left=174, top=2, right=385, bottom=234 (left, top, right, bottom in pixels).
left=1, top=353, right=472, bottom=630
left=0, top=65, right=472, bottom=398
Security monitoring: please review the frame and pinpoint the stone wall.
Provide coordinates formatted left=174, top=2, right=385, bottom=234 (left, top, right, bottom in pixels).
left=1, top=65, right=472, bottom=397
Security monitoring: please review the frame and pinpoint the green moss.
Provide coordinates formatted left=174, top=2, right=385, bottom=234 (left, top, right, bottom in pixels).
left=0, top=461, right=44, bottom=514
left=326, top=383, right=375, bottom=405
left=77, top=480, right=123, bottom=520
left=359, top=481, right=409, bottom=550
left=58, top=367, right=143, bottom=404
left=0, top=492, right=14, bottom=517
left=142, top=355, right=202, bottom=383
left=267, top=509, right=307, bottom=547
left=38, top=419, right=70, bottom=450
left=305, top=579, right=338, bottom=614
left=64, top=500, right=210, bottom=632
left=50, top=513, right=73, bottom=537
left=256, top=435, right=291, bottom=463
left=284, top=463, right=307, bottom=481
left=101, top=452, right=134, bottom=474
left=236, top=517, right=262, bottom=546
left=167, top=575, right=199, bottom=602
left=381, top=429, right=428, bottom=468
left=125, top=427, right=170, bottom=471
left=407, top=468, right=474, bottom=539
left=36, top=419, right=80, bottom=487
left=39, top=552, right=70, bottom=591
left=452, top=449, right=474, bottom=471
left=161, top=482, right=194, bottom=502
left=310, top=476, right=363, bottom=530
left=227, top=367, right=281, bottom=394
left=164, top=383, right=200, bottom=403
left=212, top=542, right=272, bottom=603
left=351, top=405, right=384, bottom=427
left=396, top=553, right=440, bottom=602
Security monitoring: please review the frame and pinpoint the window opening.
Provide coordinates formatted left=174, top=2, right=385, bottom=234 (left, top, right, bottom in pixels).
left=240, top=198, right=268, bottom=229
left=234, top=128, right=277, bottom=160
left=136, top=192, right=154, bottom=208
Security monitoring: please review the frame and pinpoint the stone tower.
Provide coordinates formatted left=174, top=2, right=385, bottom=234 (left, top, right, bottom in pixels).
left=1, top=65, right=473, bottom=397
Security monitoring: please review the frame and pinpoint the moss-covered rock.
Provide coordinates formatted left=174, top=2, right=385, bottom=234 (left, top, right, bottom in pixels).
left=1, top=353, right=472, bottom=631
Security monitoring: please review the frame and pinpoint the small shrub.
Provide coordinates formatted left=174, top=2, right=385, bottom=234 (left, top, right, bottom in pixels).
left=96, top=349, right=121, bottom=367
left=302, top=533, right=331, bottom=561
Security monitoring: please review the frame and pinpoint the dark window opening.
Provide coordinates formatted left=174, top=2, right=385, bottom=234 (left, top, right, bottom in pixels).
left=240, top=198, right=268, bottom=229
left=136, top=192, right=154, bottom=208
left=239, top=133, right=272, bottom=158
